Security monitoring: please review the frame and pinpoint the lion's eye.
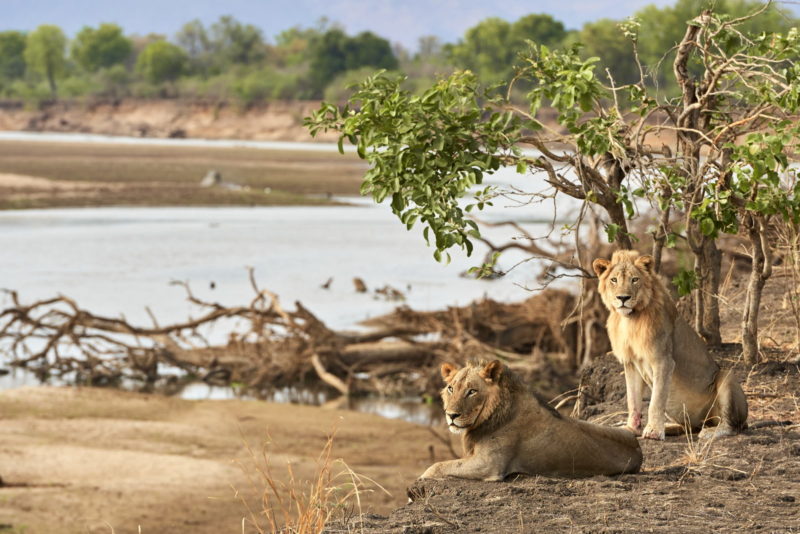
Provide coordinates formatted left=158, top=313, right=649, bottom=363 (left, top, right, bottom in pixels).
left=466, top=389, right=477, bottom=397
left=446, top=385, right=453, bottom=393
left=610, top=277, right=617, bottom=284
left=632, top=277, right=639, bottom=283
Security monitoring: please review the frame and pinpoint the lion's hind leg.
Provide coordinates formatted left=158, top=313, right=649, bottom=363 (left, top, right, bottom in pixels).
left=699, top=370, right=748, bottom=439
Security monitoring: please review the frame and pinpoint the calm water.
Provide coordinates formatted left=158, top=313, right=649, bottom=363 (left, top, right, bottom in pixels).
left=0, top=135, right=578, bottom=423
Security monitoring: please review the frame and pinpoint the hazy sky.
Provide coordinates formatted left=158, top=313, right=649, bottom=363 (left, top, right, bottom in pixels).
left=2, top=0, right=797, bottom=51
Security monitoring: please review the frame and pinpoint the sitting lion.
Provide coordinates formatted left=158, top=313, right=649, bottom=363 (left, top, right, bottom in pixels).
left=420, top=360, right=642, bottom=480
left=593, top=250, right=748, bottom=440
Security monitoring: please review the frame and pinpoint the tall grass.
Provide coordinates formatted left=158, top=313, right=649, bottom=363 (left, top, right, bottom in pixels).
left=235, top=429, right=389, bottom=534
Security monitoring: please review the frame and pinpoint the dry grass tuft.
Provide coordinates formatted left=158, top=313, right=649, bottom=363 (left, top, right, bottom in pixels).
left=234, top=428, right=390, bottom=534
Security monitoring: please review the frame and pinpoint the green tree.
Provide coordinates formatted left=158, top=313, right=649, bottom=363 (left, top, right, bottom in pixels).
left=635, top=0, right=796, bottom=91
left=309, top=29, right=397, bottom=97
left=24, top=24, right=67, bottom=97
left=448, top=14, right=568, bottom=85
left=135, top=40, right=187, bottom=83
left=274, top=25, right=322, bottom=67
left=447, top=18, right=513, bottom=83
left=578, top=19, right=639, bottom=86
left=509, top=14, right=568, bottom=51
left=175, top=19, right=212, bottom=75
left=308, top=6, right=800, bottom=364
left=209, top=15, right=266, bottom=67
left=344, top=31, right=397, bottom=71
left=0, top=31, right=27, bottom=82
left=71, top=23, right=132, bottom=72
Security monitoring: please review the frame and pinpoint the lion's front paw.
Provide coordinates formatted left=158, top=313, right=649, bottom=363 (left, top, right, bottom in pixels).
left=641, top=424, right=665, bottom=441
left=419, top=466, right=438, bottom=479
left=625, top=412, right=643, bottom=435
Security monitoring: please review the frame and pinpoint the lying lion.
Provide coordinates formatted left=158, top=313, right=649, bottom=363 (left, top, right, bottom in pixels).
left=420, top=360, right=642, bottom=480
left=593, top=250, right=748, bottom=440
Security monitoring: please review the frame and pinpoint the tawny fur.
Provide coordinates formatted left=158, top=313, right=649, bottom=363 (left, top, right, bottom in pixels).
left=420, top=360, right=643, bottom=481
left=593, top=250, right=748, bottom=440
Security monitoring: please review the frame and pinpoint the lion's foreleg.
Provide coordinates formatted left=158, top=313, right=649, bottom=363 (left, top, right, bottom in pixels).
left=624, top=362, right=645, bottom=435
left=642, top=355, right=675, bottom=441
left=420, top=456, right=506, bottom=481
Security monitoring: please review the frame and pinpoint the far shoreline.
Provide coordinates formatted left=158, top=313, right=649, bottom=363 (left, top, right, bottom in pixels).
left=0, top=135, right=367, bottom=209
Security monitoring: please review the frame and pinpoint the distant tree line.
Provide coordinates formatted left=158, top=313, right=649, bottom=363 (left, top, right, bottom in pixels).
left=0, top=0, right=794, bottom=106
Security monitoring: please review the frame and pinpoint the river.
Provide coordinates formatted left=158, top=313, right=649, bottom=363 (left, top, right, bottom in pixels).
left=0, top=133, right=576, bottom=422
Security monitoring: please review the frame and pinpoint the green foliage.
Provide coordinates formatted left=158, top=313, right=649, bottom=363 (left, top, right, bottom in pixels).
left=522, top=44, right=622, bottom=157
left=209, top=16, right=266, bottom=67
left=24, top=25, right=67, bottom=96
left=309, top=29, right=398, bottom=97
left=634, top=0, right=796, bottom=93
left=323, top=66, right=397, bottom=103
left=136, top=40, right=188, bottom=83
left=447, top=15, right=568, bottom=85
left=71, top=23, right=132, bottom=72
left=307, top=70, right=522, bottom=260
left=672, top=268, right=698, bottom=296
left=233, top=67, right=300, bottom=105
left=176, top=19, right=211, bottom=67
left=0, top=31, right=27, bottom=81
left=576, top=19, right=639, bottom=86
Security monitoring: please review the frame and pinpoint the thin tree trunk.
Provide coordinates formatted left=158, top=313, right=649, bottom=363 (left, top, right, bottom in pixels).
left=47, top=69, right=57, bottom=98
left=651, top=186, right=672, bottom=274
left=742, top=217, right=772, bottom=365
left=687, top=219, right=722, bottom=346
left=605, top=159, right=633, bottom=250
left=701, top=237, right=722, bottom=346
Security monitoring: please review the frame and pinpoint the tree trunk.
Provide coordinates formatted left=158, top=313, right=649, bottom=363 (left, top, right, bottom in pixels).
left=687, top=220, right=722, bottom=346
left=742, top=217, right=772, bottom=365
left=651, top=186, right=672, bottom=274
left=47, top=69, right=57, bottom=99
left=700, top=237, right=722, bottom=346
left=604, top=159, right=633, bottom=250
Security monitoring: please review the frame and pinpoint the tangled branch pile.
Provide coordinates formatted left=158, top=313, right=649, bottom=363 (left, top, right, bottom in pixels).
left=0, top=271, right=607, bottom=399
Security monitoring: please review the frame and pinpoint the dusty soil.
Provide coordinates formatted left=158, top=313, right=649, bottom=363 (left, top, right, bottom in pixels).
left=0, top=386, right=444, bottom=534
left=327, top=265, right=800, bottom=534
left=338, top=352, right=799, bottom=533
left=0, top=100, right=339, bottom=143
left=0, top=140, right=367, bottom=209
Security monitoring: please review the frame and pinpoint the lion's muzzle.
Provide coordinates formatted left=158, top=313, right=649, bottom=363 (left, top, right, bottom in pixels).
left=615, top=295, right=634, bottom=315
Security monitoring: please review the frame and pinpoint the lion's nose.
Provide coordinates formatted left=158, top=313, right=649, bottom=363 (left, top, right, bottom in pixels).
left=617, top=295, right=631, bottom=304
left=447, top=412, right=460, bottom=421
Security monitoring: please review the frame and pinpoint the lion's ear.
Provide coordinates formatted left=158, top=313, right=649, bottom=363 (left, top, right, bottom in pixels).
left=441, top=363, right=459, bottom=382
left=592, top=258, right=611, bottom=277
left=635, top=255, right=655, bottom=273
left=479, top=360, right=503, bottom=384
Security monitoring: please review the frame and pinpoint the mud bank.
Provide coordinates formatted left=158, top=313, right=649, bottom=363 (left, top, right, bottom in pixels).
left=0, top=99, right=339, bottom=143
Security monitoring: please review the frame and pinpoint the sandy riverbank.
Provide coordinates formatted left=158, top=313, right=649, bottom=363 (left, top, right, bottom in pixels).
left=0, top=139, right=367, bottom=209
left=0, top=386, right=444, bottom=533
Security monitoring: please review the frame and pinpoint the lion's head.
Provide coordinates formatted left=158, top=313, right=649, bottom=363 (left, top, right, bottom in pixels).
left=593, top=250, right=656, bottom=317
left=439, top=360, right=505, bottom=435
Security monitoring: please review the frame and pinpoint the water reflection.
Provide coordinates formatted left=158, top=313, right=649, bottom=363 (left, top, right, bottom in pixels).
left=178, top=380, right=441, bottom=426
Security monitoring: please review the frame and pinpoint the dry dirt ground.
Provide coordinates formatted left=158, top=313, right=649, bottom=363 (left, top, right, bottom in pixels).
left=0, top=387, right=439, bottom=534
left=338, top=352, right=799, bottom=534
left=0, top=140, right=367, bottom=209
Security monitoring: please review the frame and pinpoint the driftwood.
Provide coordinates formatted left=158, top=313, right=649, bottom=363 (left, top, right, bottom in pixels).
left=0, top=270, right=604, bottom=399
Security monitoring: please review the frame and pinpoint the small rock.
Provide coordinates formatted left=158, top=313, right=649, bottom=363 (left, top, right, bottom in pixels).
left=353, top=277, right=368, bottom=293
left=200, top=170, right=222, bottom=187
